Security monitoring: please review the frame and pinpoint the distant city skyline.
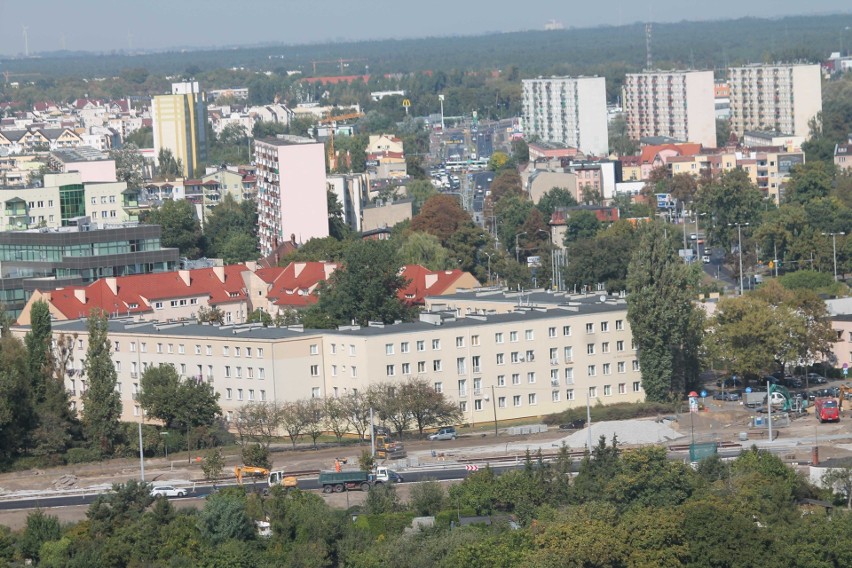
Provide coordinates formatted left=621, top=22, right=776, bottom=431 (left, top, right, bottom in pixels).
left=0, top=0, right=850, bottom=56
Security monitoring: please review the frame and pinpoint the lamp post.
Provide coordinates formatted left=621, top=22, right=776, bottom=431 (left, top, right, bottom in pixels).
left=483, top=251, right=493, bottom=285
left=536, top=229, right=555, bottom=289
left=729, top=222, right=749, bottom=295
left=514, top=231, right=527, bottom=263
left=489, top=385, right=498, bottom=437
left=822, top=232, right=846, bottom=281
left=160, top=431, right=169, bottom=461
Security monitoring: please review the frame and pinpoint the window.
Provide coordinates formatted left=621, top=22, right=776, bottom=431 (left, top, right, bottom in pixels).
left=528, top=393, right=537, bottom=405
left=226, top=388, right=232, bottom=399
left=235, top=367, right=242, bottom=379
left=618, top=383, right=627, bottom=394
left=386, top=365, right=395, bottom=376
left=548, top=327, right=556, bottom=338
left=349, top=345, right=356, bottom=355
left=552, top=390, right=561, bottom=402
left=385, top=343, right=394, bottom=355
left=257, top=348, right=264, bottom=358
left=114, top=342, right=120, bottom=352
left=402, top=363, right=410, bottom=375
left=331, top=365, right=337, bottom=377
left=525, top=330, right=534, bottom=340
left=587, top=343, right=595, bottom=355
left=603, top=363, right=611, bottom=375
left=195, top=345, right=201, bottom=355
left=601, top=321, right=609, bottom=332
left=206, top=345, right=213, bottom=356
left=474, top=399, right=483, bottom=411
left=549, top=347, right=558, bottom=362
left=585, top=323, right=594, bottom=334
left=633, top=381, right=642, bottom=392
left=513, top=395, right=521, bottom=407
left=223, top=346, right=230, bottom=357
left=509, top=331, right=518, bottom=342
left=246, top=347, right=252, bottom=358
left=434, top=382, right=443, bottom=393
left=525, top=350, right=535, bottom=361
left=433, top=360, right=442, bottom=372
left=551, top=369, right=559, bottom=384
left=589, top=386, right=597, bottom=398
left=330, top=344, right=336, bottom=354
left=401, top=342, right=410, bottom=353
left=417, top=361, right=426, bottom=373
left=456, top=336, right=465, bottom=348
left=495, top=332, right=504, bottom=344
left=156, top=343, right=163, bottom=354
left=416, top=340, right=425, bottom=352
left=311, top=387, right=320, bottom=398
left=248, top=389, right=255, bottom=401
left=564, top=346, right=573, bottom=361
left=618, top=361, right=626, bottom=373
left=237, top=389, right=243, bottom=401
left=130, top=342, right=136, bottom=352
left=498, top=397, right=506, bottom=408
left=511, top=352, right=519, bottom=363
left=604, top=385, right=612, bottom=396
left=471, top=335, right=480, bottom=346
left=458, top=379, right=467, bottom=396
left=602, top=342, right=610, bottom=354
left=310, top=365, right=319, bottom=377
left=588, top=365, right=596, bottom=376
left=260, top=390, right=266, bottom=401
left=615, top=319, right=624, bottom=331
left=459, top=401, right=468, bottom=412
left=527, top=372, right=536, bottom=384
left=140, top=343, right=146, bottom=353
left=457, top=357, right=466, bottom=374
left=512, top=373, right=520, bottom=385
left=632, top=360, right=640, bottom=371
left=432, top=339, right=441, bottom=350
left=234, top=347, right=240, bottom=357
left=497, top=375, right=506, bottom=387
left=616, top=340, right=624, bottom=352
left=472, top=355, right=480, bottom=373
left=563, top=325, right=572, bottom=336
left=310, top=344, right=318, bottom=355
left=566, top=389, right=575, bottom=401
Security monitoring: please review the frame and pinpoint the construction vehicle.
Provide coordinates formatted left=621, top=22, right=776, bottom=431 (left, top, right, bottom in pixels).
left=318, top=466, right=403, bottom=493
left=814, top=397, right=840, bottom=423
left=234, top=465, right=298, bottom=491
left=838, top=385, right=852, bottom=410
left=375, top=435, right=407, bottom=460
left=759, top=384, right=793, bottom=413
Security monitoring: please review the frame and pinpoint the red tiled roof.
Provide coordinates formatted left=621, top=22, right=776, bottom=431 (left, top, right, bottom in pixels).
left=398, top=266, right=477, bottom=305
left=256, top=261, right=339, bottom=307
left=639, top=143, right=702, bottom=165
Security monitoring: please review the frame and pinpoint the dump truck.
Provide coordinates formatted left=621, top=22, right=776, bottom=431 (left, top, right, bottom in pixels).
left=814, top=397, right=840, bottom=423
left=318, top=466, right=402, bottom=493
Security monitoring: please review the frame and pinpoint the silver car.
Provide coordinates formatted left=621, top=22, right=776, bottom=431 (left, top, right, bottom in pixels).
left=151, top=485, right=186, bottom=497
left=429, top=427, right=457, bottom=441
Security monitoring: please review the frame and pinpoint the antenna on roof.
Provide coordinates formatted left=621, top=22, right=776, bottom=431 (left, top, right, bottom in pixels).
left=645, top=23, right=653, bottom=71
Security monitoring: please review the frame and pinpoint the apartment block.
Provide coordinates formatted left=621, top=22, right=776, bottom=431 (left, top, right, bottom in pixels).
left=22, top=298, right=642, bottom=427
left=522, top=76, right=609, bottom=156
left=152, top=81, right=208, bottom=177
left=622, top=71, right=716, bottom=148
left=255, top=136, right=329, bottom=257
left=728, top=64, right=821, bottom=138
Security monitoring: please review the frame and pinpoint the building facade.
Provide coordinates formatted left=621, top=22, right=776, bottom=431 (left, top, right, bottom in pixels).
left=152, top=81, right=208, bottom=177
left=255, top=136, right=329, bottom=257
left=25, top=301, right=643, bottom=428
left=622, top=71, right=716, bottom=148
left=728, top=64, right=822, bottom=138
left=522, top=76, right=609, bottom=156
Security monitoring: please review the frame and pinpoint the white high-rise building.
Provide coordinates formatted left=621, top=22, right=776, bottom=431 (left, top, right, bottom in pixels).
left=151, top=81, right=208, bottom=177
left=522, top=76, right=609, bottom=156
left=622, top=70, right=716, bottom=148
left=728, top=64, right=822, bottom=138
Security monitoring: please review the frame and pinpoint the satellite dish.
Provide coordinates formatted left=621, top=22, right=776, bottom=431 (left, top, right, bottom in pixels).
left=599, top=295, right=606, bottom=302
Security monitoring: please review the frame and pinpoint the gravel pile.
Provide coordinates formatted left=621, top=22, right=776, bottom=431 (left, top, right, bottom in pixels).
left=505, top=419, right=684, bottom=453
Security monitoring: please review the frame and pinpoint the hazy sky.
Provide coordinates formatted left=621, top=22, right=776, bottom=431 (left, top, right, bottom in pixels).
left=0, top=0, right=850, bottom=56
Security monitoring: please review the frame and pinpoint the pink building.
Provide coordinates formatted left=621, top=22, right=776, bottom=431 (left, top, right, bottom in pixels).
left=255, top=136, right=329, bottom=256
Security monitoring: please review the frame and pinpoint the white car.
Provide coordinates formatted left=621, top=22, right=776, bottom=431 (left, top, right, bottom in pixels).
left=151, top=485, right=186, bottom=497
left=702, top=255, right=711, bottom=263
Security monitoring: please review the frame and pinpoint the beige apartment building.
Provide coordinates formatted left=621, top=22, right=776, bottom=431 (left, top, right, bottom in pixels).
left=622, top=71, right=716, bottom=148
left=23, top=297, right=643, bottom=430
left=728, top=64, right=821, bottom=138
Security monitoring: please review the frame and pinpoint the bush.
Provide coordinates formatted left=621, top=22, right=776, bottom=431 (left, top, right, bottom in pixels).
left=543, top=401, right=677, bottom=427
left=352, top=512, right=416, bottom=536
left=65, top=447, right=103, bottom=464
left=408, top=479, right=446, bottom=516
left=241, top=444, right=270, bottom=469
left=11, top=454, right=66, bottom=471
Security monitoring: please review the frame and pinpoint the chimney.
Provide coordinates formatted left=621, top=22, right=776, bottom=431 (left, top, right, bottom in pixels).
left=178, top=270, right=191, bottom=287
left=74, top=289, right=86, bottom=304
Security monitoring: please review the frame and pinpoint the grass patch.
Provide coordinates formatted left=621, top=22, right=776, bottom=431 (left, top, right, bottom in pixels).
left=543, top=401, right=677, bottom=428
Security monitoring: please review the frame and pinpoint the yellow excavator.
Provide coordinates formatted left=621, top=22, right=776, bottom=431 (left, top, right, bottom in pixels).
left=837, top=385, right=852, bottom=411
left=234, top=465, right=298, bottom=491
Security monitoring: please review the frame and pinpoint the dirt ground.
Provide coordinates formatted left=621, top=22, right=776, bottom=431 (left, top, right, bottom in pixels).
left=0, top=402, right=850, bottom=530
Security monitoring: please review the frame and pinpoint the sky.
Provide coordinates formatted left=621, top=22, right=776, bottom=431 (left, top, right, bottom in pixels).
left=0, top=0, right=850, bottom=56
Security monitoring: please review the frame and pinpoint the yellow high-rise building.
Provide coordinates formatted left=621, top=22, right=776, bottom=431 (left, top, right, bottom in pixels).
left=152, top=81, right=207, bottom=177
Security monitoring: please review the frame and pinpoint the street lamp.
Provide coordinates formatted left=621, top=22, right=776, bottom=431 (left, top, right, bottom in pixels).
left=160, top=431, right=169, bottom=461
left=729, top=222, right=749, bottom=295
left=514, top=231, right=527, bottom=263
left=822, top=232, right=846, bottom=281
left=486, top=385, right=498, bottom=437
left=482, top=251, right=493, bottom=285
left=536, top=229, right=555, bottom=289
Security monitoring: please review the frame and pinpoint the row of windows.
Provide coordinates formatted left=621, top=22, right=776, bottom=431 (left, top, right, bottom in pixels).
left=224, top=388, right=265, bottom=401
left=122, top=341, right=264, bottom=359
left=459, top=382, right=643, bottom=412
left=311, top=364, right=358, bottom=378
left=123, top=360, right=266, bottom=381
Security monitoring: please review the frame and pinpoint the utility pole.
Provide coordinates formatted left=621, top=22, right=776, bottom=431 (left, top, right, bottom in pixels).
left=822, top=232, right=846, bottom=281
left=490, top=385, right=498, bottom=437
left=22, top=26, right=29, bottom=57
left=729, top=222, right=748, bottom=295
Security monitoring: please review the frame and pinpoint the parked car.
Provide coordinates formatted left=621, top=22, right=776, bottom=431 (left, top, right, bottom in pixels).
left=428, top=427, right=457, bottom=441
left=807, top=372, right=828, bottom=384
left=716, top=377, right=743, bottom=388
left=713, top=391, right=740, bottom=401
left=151, top=486, right=186, bottom=498
left=702, top=255, right=711, bottom=264
left=782, top=376, right=803, bottom=388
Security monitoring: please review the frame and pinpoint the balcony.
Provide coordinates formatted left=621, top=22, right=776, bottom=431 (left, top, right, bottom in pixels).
left=473, top=388, right=482, bottom=396
left=130, top=372, right=138, bottom=379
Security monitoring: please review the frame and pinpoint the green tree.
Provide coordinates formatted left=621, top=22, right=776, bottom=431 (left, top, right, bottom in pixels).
left=608, top=114, right=638, bottom=156
left=408, top=479, right=446, bottom=516
left=364, top=483, right=402, bottom=514
left=124, top=126, right=152, bottom=148
left=716, top=117, right=732, bottom=147
left=24, top=300, right=52, bottom=403
left=410, top=194, right=471, bottom=243
left=627, top=222, right=704, bottom=401
left=562, top=209, right=601, bottom=244
left=397, top=231, right=450, bottom=270
left=785, top=161, right=834, bottom=205
left=404, top=179, right=437, bottom=214
left=109, top=143, right=145, bottom=190
left=307, top=239, right=414, bottom=327
left=20, top=510, right=61, bottom=564
left=141, top=199, right=203, bottom=258
left=197, top=492, right=256, bottom=545
left=202, top=448, right=225, bottom=482
left=695, top=169, right=765, bottom=250
left=0, top=333, right=36, bottom=459
left=511, top=138, right=530, bottom=164
left=399, top=377, right=461, bottom=437
left=488, top=169, right=524, bottom=202
left=327, top=189, right=349, bottom=239
left=138, top=364, right=221, bottom=431
left=81, top=310, right=123, bottom=455
left=203, top=194, right=258, bottom=260
left=536, top=186, right=578, bottom=219
left=157, top=148, right=183, bottom=178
